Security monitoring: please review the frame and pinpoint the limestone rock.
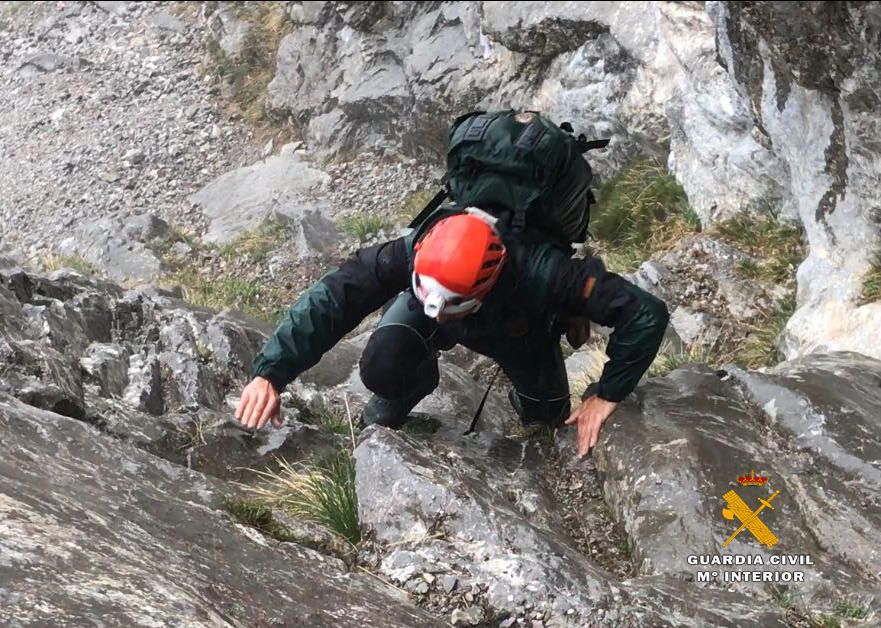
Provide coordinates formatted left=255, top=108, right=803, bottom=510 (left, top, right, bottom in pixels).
left=57, top=213, right=169, bottom=283
left=0, top=395, right=442, bottom=627
left=591, top=355, right=881, bottom=612
left=189, top=144, right=332, bottom=244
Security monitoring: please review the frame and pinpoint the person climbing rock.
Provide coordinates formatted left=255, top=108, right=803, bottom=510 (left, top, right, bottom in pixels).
left=235, top=110, right=670, bottom=457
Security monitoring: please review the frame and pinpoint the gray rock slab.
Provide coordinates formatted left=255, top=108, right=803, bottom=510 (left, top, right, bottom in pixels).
left=0, top=395, right=442, bottom=627
left=190, top=144, right=332, bottom=245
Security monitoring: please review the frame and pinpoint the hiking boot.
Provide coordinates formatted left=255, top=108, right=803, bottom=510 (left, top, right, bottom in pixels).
left=360, top=393, right=418, bottom=429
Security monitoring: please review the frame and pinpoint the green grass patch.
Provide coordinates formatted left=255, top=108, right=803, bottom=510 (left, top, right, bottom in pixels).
left=43, top=254, right=98, bottom=276
left=339, top=213, right=390, bottom=242
left=216, top=221, right=289, bottom=263
left=710, top=210, right=805, bottom=284
left=733, top=294, right=796, bottom=369
left=833, top=599, right=869, bottom=620
left=398, top=189, right=437, bottom=222
left=736, top=259, right=762, bottom=280
left=859, top=250, right=881, bottom=306
left=312, top=406, right=352, bottom=436
left=248, top=451, right=361, bottom=545
left=171, top=273, right=285, bottom=323
left=589, top=159, right=698, bottom=273
left=208, top=3, right=292, bottom=122
left=648, top=340, right=726, bottom=378
left=224, top=497, right=297, bottom=542
left=769, top=585, right=801, bottom=610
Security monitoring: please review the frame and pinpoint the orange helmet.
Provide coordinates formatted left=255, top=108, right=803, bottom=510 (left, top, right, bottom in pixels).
left=412, top=209, right=507, bottom=318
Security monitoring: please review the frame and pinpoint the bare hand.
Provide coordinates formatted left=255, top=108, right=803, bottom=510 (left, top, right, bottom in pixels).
left=565, top=395, right=618, bottom=458
left=235, top=377, right=283, bottom=431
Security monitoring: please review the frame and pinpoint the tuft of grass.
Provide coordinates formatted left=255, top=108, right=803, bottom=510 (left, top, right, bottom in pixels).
left=313, top=406, right=352, bottom=436
left=736, top=259, right=762, bottom=280
left=196, top=342, right=214, bottom=365
left=589, top=159, right=698, bottom=273
left=224, top=497, right=297, bottom=542
left=398, top=189, right=437, bottom=222
left=43, top=254, right=98, bottom=275
left=171, top=273, right=284, bottom=323
left=248, top=451, right=361, bottom=545
left=710, top=209, right=805, bottom=284
left=208, top=3, right=292, bottom=122
left=734, top=294, right=796, bottom=369
left=339, top=213, right=390, bottom=242
left=769, top=585, right=801, bottom=610
left=216, top=221, right=289, bottom=263
left=833, top=599, right=869, bottom=620
left=858, top=250, right=881, bottom=306
left=648, top=340, right=725, bottom=378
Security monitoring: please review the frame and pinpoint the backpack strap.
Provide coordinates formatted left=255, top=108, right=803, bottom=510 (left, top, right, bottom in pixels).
left=577, top=137, right=610, bottom=153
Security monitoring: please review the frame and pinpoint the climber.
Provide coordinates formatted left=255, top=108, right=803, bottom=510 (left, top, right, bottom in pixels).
left=234, top=111, right=670, bottom=457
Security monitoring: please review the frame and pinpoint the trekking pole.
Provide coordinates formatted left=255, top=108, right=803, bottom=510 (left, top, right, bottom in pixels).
left=464, top=365, right=502, bottom=435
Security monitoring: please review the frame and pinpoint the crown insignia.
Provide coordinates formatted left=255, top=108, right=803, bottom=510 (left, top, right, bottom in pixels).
left=737, top=470, right=769, bottom=486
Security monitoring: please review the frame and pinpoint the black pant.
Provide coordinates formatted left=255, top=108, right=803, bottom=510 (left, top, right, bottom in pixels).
left=359, top=291, right=571, bottom=426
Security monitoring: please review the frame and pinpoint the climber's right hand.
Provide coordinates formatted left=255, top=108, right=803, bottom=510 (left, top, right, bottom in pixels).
left=235, top=376, right=283, bottom=430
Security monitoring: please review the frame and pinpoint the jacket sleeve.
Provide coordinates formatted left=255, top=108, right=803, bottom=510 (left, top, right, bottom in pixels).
left=527, top=246, right=670, bottom=402
left=252, top=237, right=411, bottom=392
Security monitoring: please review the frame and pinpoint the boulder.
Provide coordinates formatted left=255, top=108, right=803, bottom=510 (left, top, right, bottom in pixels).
left=0, top=395, right=442, bottom=627
left=355, top=426, right=789, bottom=626
left=189, top=144, right=332, bottom=245
left=57, top=213, right=169, bottom=283
left=591, top=354, right=881, bottom=612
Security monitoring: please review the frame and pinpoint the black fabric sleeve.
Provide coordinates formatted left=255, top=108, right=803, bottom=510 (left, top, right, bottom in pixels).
left=548, top=254, right=670, bottom=402
left=252, top=237, right=410, bottom=391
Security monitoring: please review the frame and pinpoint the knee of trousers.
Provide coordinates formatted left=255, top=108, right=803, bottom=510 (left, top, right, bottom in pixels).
left=359, top=324, right=436, bottom=401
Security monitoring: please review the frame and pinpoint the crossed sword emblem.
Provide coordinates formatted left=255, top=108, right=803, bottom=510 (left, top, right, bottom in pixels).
left=721, top=489, right=781, bottom=548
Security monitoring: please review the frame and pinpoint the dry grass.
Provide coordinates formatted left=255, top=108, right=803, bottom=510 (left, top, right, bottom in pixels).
left=588, top=159, right=699, bottom=273
left=169, top=272, right=285, bottom=322
left=208, top=2, right=292, bottom=123
left=858, top=250, right=881, bottom=305
left=710, top=209, right=805, bottom=284
left=648, top=338, right=729, bottom=378
left=154, top=222, right=290, bottom=323
left=733, top=294, right=796, bottom=369
left=42, top=254, right=98, bottom=275
left=216, top=221, right=289, bottom=263
left=246, top=451, right=361, bottom=545
left=398, top=189, right=437, bottom=222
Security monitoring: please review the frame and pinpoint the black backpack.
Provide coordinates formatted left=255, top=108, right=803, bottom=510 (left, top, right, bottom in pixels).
left=411, top=110, right=608, bottom=250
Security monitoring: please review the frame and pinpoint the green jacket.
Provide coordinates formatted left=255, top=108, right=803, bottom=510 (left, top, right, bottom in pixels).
left=253, top=209, right=670, bottom=402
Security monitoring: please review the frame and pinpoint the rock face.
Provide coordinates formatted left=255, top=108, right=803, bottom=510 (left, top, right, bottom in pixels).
left=354, top=427, right=791, bottom=627
left=258, top=0, right=881, bottom=361
left=0, top=265, right=330, bottom=478
left=0, top=394, right=441, bottom=628
left=709, top=2, right=881, bottom=364
left=2, top=263, right=879, bottom=626
left=593, top=354, right=881, bottom=610
left=190, top=143, right=332, bottom=244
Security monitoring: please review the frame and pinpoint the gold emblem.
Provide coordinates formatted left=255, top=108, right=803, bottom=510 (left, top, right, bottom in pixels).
left=722, top=487, right=781, bottom=548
